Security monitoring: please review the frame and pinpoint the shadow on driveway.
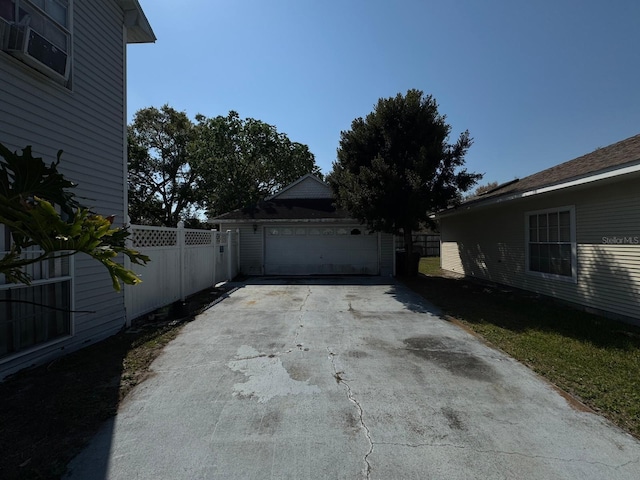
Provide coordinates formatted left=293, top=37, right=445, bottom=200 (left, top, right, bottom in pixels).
left=229, top=275, right=441, bottom=315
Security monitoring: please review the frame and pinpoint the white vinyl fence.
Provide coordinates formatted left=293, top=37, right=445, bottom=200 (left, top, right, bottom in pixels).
left=124, top=222, right=240, bottom=323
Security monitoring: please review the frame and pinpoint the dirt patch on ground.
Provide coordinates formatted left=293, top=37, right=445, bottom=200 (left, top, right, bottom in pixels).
left=0, top=286, right=227, bottom=480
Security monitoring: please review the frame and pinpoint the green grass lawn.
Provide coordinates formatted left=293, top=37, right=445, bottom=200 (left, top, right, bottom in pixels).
left=402, top=257, right=640, bottom=438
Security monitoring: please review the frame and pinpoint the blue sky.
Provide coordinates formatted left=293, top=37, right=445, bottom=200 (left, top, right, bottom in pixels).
left=127, top=0, right=640, bottom=188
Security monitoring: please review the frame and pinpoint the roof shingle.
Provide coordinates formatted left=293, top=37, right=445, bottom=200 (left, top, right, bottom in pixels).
left=214, top=198, right=352, bottom=221
left=470, top=133, right=640, bottom=204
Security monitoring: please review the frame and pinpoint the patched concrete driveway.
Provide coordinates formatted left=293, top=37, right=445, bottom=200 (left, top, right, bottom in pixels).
left=66, top=278, right=640, bottom=479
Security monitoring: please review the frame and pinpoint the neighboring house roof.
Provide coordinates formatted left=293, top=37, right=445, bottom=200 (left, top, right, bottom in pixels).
left=119, top=0, right=156, bottom=43
left=440, top=132, right=640, bottom=215
left=213, top=175, right=356, bottom=223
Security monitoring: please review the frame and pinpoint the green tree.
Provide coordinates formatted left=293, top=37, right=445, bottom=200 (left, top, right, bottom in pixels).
left=0, top=143, right=148, bottom=291
left=191, top=111, right=321, bottom=216
left=327, top=89, right=481, bottom=275
left=128, top=105, right=201, bottom=227
left=466, top=180, right=500, bottom=199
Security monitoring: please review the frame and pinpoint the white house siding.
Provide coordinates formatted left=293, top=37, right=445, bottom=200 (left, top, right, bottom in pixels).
left=0, top=1, right=130, bottom=377
left=440, top=176, right=640, bottom=321
left=227, top=224, right=264, bottom=275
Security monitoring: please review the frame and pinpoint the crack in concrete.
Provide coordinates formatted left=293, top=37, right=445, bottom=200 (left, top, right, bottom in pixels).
left=327, top=348, right=373, bottom=479
left=233, top=353, right=276, bottom=361
left=292, top=286, right=312, bottom=349
left=299, top=286, right=312, bottom=312
left=374, top=442, right=638, bottom=469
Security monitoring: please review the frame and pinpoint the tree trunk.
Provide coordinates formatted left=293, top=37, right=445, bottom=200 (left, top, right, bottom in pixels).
left=403, top=228, right=416, bottom=276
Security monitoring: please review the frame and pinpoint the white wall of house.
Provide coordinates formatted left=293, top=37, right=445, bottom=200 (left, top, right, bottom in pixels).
left=440, top=175, right=640, bottom=322
left=0, top=1, right=136, bottom=378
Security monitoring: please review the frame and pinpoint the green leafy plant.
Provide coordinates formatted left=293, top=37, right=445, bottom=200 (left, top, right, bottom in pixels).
left=0, top=143, right=149, bottom=291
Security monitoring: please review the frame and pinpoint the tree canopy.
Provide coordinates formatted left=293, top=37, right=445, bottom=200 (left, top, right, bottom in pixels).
left=327, top=89, right=481, bottom=272
left=191, top=111, right=321, bottom=217
left=0, top=143, right=148, bottom=291
left=127, top=105, right=201, bottom=227
left=467, top=180, right=500, bottom=199
left=128, top=106, right=321, bottom=223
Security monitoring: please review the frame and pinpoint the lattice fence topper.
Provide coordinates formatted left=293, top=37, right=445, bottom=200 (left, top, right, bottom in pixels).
left=185, top=230, right=213, bottom=246
left=216, top=232, right=228, bottom=245
left=131, top=228, right=177, bottom=248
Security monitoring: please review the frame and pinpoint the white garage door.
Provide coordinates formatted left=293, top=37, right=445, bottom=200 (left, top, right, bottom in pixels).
left=264, top=225, right=379, bottom=275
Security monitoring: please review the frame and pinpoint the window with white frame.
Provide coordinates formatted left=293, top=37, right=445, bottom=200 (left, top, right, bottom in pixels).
left=0, top=224, right=73, bottom=359
left=526, top=206, right=576, bottom=280
left=0, top=0, right=72, bottom=85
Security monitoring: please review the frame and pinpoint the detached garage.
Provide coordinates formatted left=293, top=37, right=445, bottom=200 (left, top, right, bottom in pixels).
left=213, top=175, right=395, bottom=276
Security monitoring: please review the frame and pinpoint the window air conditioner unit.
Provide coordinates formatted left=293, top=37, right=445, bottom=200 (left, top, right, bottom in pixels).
left=6, top=21, right=70, bottom=81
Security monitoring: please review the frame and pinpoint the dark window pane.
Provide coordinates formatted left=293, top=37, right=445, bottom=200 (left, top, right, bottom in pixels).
left=0, top=280, right=71, bottom=358
left=538, top=214, right=547, bottom=228
left=538, top=228, right=548, bottom=243
left=539, top=244, right=551, bottom=273
left=0, top=0, right=14, bottom=21
left=529, top=244, right=540, bottom=272
left=549, top=244, right=561, bottom=274
left=548, top=213, right=558, bottom=242
left=560, top=259, right=572, bottom=276
left=538, top=214, right=548, bottom=242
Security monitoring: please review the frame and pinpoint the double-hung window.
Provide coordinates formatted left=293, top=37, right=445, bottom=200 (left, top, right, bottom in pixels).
left=0, top=225, right=73, bottom=360
left=0, top=0, right=72, bottom=85
left=526, top=206, right=576, bottom=281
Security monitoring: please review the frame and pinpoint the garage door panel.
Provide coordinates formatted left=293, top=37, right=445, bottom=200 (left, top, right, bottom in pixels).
left=264, top=227, right=379, bottom=275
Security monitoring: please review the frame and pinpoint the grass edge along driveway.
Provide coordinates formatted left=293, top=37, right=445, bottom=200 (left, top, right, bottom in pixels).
left=402, top=257, right=640, bottom=439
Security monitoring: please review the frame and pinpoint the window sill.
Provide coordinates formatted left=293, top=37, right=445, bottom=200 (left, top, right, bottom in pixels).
left=525, top=270, right=577, bottom=284
left=0, top=333, right=73, bottom=366
left=0, top=50, right=73, bottom=92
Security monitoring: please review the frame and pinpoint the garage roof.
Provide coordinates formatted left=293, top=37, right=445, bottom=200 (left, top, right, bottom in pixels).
left=214, top=198, right=353, bottom=222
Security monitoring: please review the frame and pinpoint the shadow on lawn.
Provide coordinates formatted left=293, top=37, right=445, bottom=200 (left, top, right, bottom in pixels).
left=401, top=273, right=640, bottom=352
left=0, top=286, right=225, bottom=480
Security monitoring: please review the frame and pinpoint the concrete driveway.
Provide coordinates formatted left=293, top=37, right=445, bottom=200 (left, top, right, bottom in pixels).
left=66, top=278, right=640, bottom=479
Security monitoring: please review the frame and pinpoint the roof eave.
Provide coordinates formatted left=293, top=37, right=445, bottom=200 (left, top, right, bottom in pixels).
left=213, top=217, right=360, bottom=224
left=119, top=0, right=156, bottom=43
left=436, top=161, right=640, bottom=219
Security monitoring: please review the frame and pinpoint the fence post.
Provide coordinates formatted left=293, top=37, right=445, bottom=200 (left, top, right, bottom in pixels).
left=124, top=216, right=133, bottom=327
left=392, top=234, right=396, bottom=276
left=211, top=229, right=217, bottom=286
left=178, top=221, right=185, bottom=302
left=226, top=230, right=233, bottom=281
left=236, top=228, right=240, bottom=277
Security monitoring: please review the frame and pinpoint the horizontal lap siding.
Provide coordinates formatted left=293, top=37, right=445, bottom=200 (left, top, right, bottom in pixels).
left=441, top=206, right=525, bottom=286
left=440, top=177, right=640, bottom=321
left=228, top=225, right=263, bottom=275
left=573, top=179, right=640, bottom=319
left=0, top=0, right=129, bottom=376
